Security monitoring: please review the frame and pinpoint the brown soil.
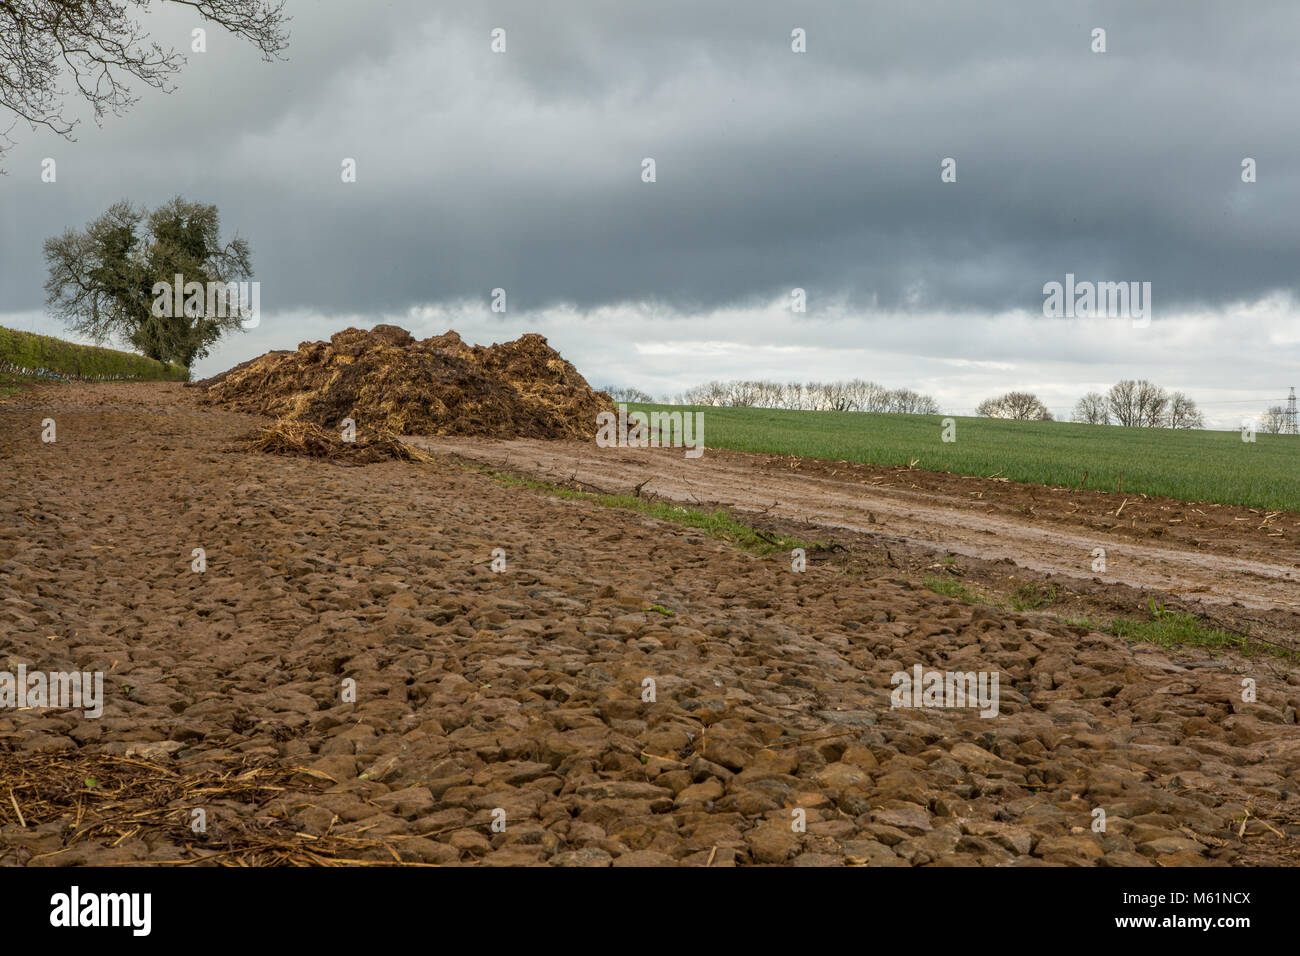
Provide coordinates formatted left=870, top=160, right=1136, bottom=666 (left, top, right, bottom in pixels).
left=1, top=382, right=1297, bottom=867
left=194, top=325, right=612, bottom=440
left=414, top=439, right=1300, bottom=617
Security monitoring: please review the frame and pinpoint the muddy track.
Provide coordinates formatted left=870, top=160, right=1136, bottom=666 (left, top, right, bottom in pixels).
left=2, top=383, right=1298, bottom=867
left=410, top=438, right=1300, bottom=613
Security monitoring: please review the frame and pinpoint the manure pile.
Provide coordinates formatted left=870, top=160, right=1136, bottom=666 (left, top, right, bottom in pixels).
left=239, top=420, right=436, bottom=464
left=196, top=325, right=612, bottom=439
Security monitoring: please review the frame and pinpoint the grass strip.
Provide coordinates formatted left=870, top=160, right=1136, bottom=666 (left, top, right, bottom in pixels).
left=486, top=468, right=810, bottom=556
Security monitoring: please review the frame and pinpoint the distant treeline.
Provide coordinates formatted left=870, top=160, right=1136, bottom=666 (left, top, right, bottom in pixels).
left=606, top=377, right=1283, bottom=433
left=603, top=380, right=940, bottom=414
left=1065, top=381, right=1204, bottom=429
left=0, top=326, right=189, bottom=382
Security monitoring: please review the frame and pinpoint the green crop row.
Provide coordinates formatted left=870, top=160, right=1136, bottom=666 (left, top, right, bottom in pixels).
left=626, top=403, right=1300, bottom=512
left=0, top=326, right=188, bottom=383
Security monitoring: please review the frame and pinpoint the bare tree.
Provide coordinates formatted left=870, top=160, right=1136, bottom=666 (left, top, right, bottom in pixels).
left=1108, top=379, right=1168, bottom=427
left=1260, top=405, right=1288, bottom=434
left=1165, top=391, right=1205, bottom=430
left=1105, top=380, right=1204, bottom=428
left=845, top=378, right=890, bottom=412
left=977, top=391, right=1053, bottom=421
left=600, top=385, right=654, bottom=403
left=752, top=381, right=784, bottom=408
left=1134, top=380, right=1170, bottom=427
left=887, top=388, right=940, bottom=415
left=799, top=381, right=825, bottom=410
left=1071, top=391, right=1110, bottom=425
left=727, top=381, right=756, bottom=407
left=1107, top=380, right=1140, bottom=426
left=686, top=381, right=729, bottom=406
left=819, top=381, right=855, bottom=411
left=1, top=1, right=289, bottom=161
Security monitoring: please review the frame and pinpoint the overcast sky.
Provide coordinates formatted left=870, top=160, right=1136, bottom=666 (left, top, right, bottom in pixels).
left=2, top=0, right=1298, bottom=426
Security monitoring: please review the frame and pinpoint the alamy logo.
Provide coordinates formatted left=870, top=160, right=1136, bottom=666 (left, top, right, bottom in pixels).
left=0, top=665, right=103, bottom=718
left=890, top=665, right=1000, bottom=718
left=49, top=886, right=151, bottom=936
left=596, top=404, right=704, bottom=459
left=151, top=273, right=260, bottom=328
left=1042, top=273, right=1150, bottom=328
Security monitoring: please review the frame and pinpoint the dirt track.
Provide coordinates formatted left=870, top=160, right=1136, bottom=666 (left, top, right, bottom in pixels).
left=2, top=383, right=1298, bottom=866
left=411, top=438, right=1300, bottom=613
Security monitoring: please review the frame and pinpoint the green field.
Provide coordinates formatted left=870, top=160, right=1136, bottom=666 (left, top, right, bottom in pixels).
left=628, top=404, right=1300, bottom=512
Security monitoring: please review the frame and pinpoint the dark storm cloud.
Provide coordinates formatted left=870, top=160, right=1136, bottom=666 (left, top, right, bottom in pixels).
left=2, top=0, right=1299, bottom=319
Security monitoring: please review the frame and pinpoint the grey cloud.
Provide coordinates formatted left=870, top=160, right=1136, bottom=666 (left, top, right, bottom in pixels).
left=0, top=0, right=1296, bottom=416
